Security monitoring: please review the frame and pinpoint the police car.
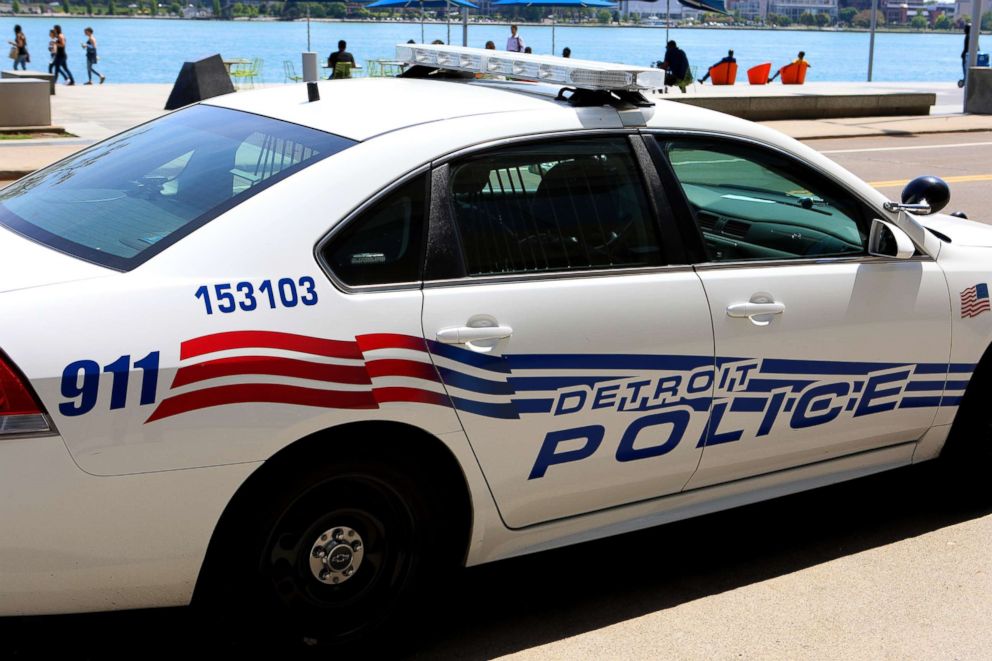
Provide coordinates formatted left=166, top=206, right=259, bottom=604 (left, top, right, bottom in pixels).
left=0, top=44, right=989, bottom=646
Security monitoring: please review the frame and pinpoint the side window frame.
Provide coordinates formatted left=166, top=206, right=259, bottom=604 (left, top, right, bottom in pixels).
left=423, top=132, right=690, bottom=284
left=314, top=167, right=431, bottom=294
left=645, top=131, right=889, bottom=266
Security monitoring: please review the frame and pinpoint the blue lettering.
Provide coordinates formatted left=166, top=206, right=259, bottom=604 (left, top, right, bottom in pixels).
left=855, top=370, right=911, bottom=417
left=592, top=384, right=621, bottom=410
left=791, top=382, right=849, bottom=429
left=529, top=425, right=605, bottom=479
left=554, top=390, right=587, bottom=416
left=697, top=401, right=744, bottom=447
left=616, top=410, right=690, bottom=462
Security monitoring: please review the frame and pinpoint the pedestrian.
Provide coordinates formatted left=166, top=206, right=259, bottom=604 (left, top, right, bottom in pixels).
left=658, top=40, right=690, bottom=92
left=698, top=49, right=735, bottom=83
left=82, top=27, right=105, bottom=85
left=562, top=46, right=571, bottom=58
left=47, top=29, right=62, bottom=79
left=524, top=46, right=532, bottom=54
left=326, top=39, right=355, bottom=79
left=484, top=40, right=496, bottom=50
left=8, top=25, right=29, bottom=71
left=506, top=24, right=524, bottom=53
left=431, top=39, right=445, bottom=45
left=961, top=25, right=976, bottom=83
left=770, top=50, right=810, bottom=81
left=52, top=24, right=74, bottom=86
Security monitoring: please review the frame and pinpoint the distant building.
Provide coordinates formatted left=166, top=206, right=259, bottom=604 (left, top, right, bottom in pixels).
left=768, top=0, right=837, bottom=19
left=624, top=0, right=702, bottom=19
left=728, top=0, right=768, bottom=20
left=882, top=0, right=955, bottom=23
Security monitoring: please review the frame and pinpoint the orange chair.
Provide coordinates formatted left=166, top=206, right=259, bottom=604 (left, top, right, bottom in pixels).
left=778, top=60, right=809, bottom=85
left=747, top=62, right=771, bottom=85
left=709, top=61, right=738, bottom=85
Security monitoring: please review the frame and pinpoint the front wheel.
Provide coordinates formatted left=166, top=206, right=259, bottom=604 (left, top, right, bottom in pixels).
left=203, top=459, right=446, bottom=650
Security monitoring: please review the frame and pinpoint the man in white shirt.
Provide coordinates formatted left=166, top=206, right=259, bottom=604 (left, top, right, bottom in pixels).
left=506, top=24, right=525, bottom=53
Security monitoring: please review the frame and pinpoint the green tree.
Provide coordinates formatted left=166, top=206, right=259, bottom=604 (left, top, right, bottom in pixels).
left=798, top=11, right=816, bottom=25
left=326, top=1, right=346, bottom=18
left=61, top=0, right=70, bottom=12
left=169, top=1, right=181, bottom=13
left=231, top=1, right=244, bottom=14
left=933, top=13, right=951, bottom=29
left=815, top=12, right=831, bottom=26
left=853, top=9, right=883, bottom=27
left=982, top=11, right=991, bottom=30
left=11, top=0, right=20, bottom=12
left=596, top=8, right=610, bottom=23
left=150, top=0, right=158, bottom=15
left=108, top=0, right=117, bottom=13
left=212, top=0, right=222, bottom=16
left=910, top=14, right=927, bottom=30
left=838, top=7, right=856, bottom=24
left=85, top=0, right=93, bottom=13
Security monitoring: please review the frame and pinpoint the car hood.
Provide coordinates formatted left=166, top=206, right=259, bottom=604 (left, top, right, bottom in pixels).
left=918, top=213, right=992, bottom=248
left=0, top=225, right=110, bottom=294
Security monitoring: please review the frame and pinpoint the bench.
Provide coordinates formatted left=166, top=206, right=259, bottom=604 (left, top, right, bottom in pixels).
left=1, top=70, right=56, bottom=95
left=0, top=79, right=52, bottom=127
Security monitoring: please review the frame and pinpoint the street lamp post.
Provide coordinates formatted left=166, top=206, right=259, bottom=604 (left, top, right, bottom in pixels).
left=867, top=0, right=878, bottom=81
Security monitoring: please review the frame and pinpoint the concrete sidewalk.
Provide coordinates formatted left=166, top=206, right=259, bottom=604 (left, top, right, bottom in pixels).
left=1, top=82, right=991, bottom=181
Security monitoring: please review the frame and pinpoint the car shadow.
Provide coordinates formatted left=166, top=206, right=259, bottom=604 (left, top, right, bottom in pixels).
left=1, top=461, right=989, bottom=660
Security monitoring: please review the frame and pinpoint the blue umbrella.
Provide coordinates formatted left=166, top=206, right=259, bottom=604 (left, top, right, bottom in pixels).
left=366, top=0, right=479, bottom=44
left=492, top=0, right=617, bottom=55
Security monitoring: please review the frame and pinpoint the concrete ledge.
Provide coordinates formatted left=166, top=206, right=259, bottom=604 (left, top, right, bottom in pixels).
left=667, top=92, right=937, bottom=121
left=965, top=68, right=992, bottom=114
left=1, top=70, right=56, bottom=95
left=0, top=79, right=52, bottom=127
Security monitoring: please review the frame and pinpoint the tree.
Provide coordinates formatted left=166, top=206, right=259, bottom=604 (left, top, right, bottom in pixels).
left=326, top=1, right=346, bottom=18
left=150, top=0, right=158, bottom=15
left=910, top=14, right=927, bottom=30
left=798, top=11, right=816, bottom=25
left=61, top=0, right=69, bottom=12
left=983, top=11, right=991, bottom=31
left=853, top=9, right=883, bottom=27
left=838, top=7, right=856, bottom=24
left=596, top=8, right=610, bottom=23
left=815, top=12, right=831, bottom=27
left=212, top=0, right=221, bottom=17
left=108, top=0, right=116, bottom=13
left=11, top=0, right=20, bottom=13
left=169, top=1, right=181, bottom=13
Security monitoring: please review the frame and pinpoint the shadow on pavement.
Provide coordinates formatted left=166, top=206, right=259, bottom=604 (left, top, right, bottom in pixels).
left=2, top=461, right=990, bottom=659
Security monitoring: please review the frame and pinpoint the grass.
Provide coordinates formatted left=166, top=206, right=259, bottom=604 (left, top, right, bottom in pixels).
left=0, top=132, right=76, bottom=140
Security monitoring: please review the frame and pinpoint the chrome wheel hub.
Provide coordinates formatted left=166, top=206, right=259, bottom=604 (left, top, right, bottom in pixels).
left=309, top=526, right=365, bottom=585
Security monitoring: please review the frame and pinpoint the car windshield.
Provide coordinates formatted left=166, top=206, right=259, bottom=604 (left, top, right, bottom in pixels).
left=0, top=105, right=354, bottom=271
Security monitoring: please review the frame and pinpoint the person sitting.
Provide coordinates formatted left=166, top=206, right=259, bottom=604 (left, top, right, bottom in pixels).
left=699, top=49, right=736, bottom=83
left=484, top=40, right=496, bottom=50
left=770, top=51, right=811, bottom=81
left=524, top=46, right=532, bottom=54
left=327, top=39, right=355, bottom=79
left=562, top=47, right=571, bottom=58
left=659, top=40, right=691, bottom=93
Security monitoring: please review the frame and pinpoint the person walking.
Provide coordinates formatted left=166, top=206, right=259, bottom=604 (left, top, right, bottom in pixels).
left=960, top=25, right=978, bottom=86
left=770, top=50, right=810, bottom=81
left=506, top=24, right=525, bottom=53
left=698, top=49, right=735, bottom=83
left=8, top=25, right=29, bottom=71
left=82, top=27, right=105, bottom=85
left=52, top=25, right=75, bottom=86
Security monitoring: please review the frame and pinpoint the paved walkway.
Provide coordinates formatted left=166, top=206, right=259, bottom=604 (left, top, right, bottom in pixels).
left=1, top=82, right=990, bottom=180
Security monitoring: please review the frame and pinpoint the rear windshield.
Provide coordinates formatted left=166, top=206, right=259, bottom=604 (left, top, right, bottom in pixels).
left=0, top=105, right=354, bottom=271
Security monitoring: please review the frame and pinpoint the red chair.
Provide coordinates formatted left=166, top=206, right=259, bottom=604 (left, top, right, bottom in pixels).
left=779, top=60, right=809, bottom=85
left=747, top=62, right=771, bottom=85
left=709, top=61, right=738, bottom=85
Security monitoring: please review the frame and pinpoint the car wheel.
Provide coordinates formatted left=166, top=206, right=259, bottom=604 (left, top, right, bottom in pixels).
left=206, top=459, right=444, bottom=650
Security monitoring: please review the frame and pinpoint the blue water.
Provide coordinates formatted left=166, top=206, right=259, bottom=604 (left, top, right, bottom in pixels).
left=1, top=17, right=969, bottom=84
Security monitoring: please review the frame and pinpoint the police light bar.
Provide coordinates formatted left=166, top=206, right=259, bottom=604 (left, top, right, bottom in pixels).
left=396, top=44, right=665, bottom=92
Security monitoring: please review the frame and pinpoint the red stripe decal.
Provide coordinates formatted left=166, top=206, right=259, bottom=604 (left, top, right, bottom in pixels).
left=146, top=384, right=377, bottom=422
left=372, top=387, right=450, bottom=407
left=365, top=359, right=440, bottom=382
left=181, top=331, right=363, bottom=361
left=171, top=356, right=372, bottom=388
left=355, top=333, right=428, bottom=353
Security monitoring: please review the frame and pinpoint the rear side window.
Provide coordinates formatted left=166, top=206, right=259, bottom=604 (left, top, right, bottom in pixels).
left=0, top=105, right=354, bottom=270
left=448, top=138, right=663, bottom=277
left=321, top=175, right=428, bottom=287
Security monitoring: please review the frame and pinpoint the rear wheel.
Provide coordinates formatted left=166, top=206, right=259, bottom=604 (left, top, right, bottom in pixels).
left=204, top=459, right=445, bottom=650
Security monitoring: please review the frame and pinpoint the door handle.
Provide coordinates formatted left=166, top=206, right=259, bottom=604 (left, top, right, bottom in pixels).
left=726, top=302, right=785, bottom=318
left=436, top=325, right=513, bottom=345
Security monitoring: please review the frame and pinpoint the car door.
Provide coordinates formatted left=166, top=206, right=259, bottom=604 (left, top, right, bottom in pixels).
left=649, top=135, right=952, bottom=489
left=420, top=135, right=715, bottom=529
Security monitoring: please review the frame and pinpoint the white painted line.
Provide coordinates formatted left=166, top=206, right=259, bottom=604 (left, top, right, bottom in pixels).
left=821, top=141, right=992, bottom=154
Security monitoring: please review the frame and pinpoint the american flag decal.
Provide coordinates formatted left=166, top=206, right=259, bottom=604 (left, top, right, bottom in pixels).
left=961, top=283, right=991, bottom=318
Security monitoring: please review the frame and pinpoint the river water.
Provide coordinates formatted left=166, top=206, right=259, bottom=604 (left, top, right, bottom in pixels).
left=2, top=16, right=971, bottom=84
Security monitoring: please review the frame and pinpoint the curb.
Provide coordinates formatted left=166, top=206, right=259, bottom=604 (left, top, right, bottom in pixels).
left=787, top=125, right=992, bottom=141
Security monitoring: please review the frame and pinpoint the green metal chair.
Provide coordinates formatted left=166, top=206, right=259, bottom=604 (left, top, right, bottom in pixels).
left=332, top=62, right=352, bottom=79
left=231, top=58, right=263, bottom=89
left=283, top=60, right=302, bottom=83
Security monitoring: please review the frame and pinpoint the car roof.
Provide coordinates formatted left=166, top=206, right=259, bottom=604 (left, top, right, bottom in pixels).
left=205, top=77, right=589, bottom=142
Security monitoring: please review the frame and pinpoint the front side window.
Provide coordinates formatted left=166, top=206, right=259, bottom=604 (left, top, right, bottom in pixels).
left=448, top=137, right=663, bottom=277
left=663, top=139, right=866, bottom=262
left=0, top=105, right=354, bottom=270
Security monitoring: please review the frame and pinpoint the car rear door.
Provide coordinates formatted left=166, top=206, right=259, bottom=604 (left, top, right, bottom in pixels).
left=648, top=134, right=952, bottom=489
left=420, top=134, right=715, bottom=529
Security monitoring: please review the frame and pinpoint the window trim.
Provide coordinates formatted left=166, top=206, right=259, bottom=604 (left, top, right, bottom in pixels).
left=425, top=132, right=678, bottom=285
left=643, top=129, right=934, bottom=267
left=313, top=166, right=432, bottom=294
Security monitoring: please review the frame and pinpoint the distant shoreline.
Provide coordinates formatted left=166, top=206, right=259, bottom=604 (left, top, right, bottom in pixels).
left=5, top=14, right=988, bottom=35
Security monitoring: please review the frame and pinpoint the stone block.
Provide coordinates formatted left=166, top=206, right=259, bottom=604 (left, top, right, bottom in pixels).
left=965, top=67, right=992, bottom=115
left=1, top=70, right=56, bottom=95
left=0, top=79, right=52, bottom=127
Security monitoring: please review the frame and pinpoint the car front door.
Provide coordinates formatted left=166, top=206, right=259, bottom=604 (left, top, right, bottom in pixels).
left=420, top=135, right=715, bottom=529
left=651, top=135, right=952, bottom=489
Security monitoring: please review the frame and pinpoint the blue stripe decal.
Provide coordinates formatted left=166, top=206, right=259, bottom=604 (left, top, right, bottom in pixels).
left=743, top=378, right=815, bottom=393
left=437, top=366, right=513, bottom=395
left=905, top=381, right=947, bottom=392
left=426, top=340, right=508, bottom=373
left=512, top=398, right=554, bottom=413
left=899, top=396, right=943, bottom=409
left=507, top=376, right=629, bottom=391
left=941, top=395, right=964, bottom=406
left=450, top=396, right=518, bottom=419
left=761, top=358, right=908, bottom=375
left=730, top=397, right=768, bottom=412
left=949, top=363, right=978, bottom=373
left=504, top=354, right=714, bottom=371
left=914, top=364, right=950, bottom=374
left=944, top=380, right=970, bottom=390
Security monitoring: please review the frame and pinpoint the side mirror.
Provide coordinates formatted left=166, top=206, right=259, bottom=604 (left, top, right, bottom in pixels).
left=868, top=219, right=915, bottom=259
left=883, top=176, right=950, bottom=215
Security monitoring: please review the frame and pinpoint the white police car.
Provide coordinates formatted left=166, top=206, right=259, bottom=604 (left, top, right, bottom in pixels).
left=0, top=44, right=990, bottom=647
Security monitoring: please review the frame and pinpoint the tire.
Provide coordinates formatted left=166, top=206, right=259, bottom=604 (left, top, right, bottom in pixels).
left=201, top=458, right=447, bottom=650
